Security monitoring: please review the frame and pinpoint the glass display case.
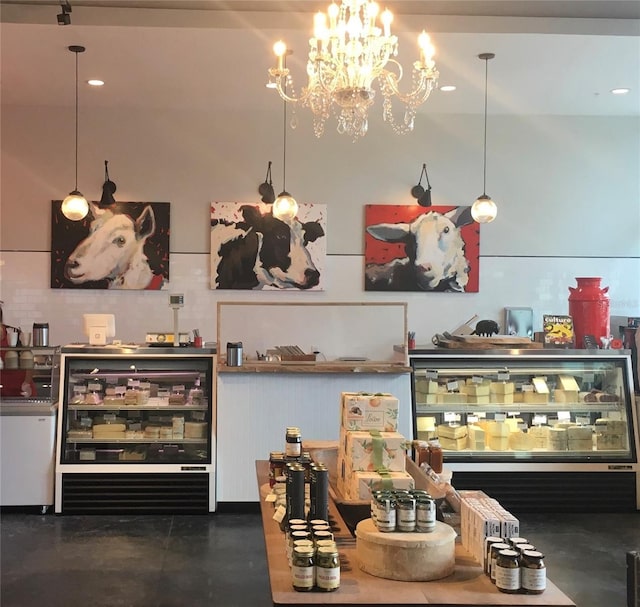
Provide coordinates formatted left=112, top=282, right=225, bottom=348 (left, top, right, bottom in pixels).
left=410, top=349, right=639, bottom=511
left=55, top=346, right=216, bottom=514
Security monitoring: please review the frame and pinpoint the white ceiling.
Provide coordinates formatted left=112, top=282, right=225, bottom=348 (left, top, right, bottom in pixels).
left=1, top=0, right=639, bottom=116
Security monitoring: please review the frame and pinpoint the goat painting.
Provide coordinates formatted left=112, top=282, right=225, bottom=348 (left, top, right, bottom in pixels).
left=210, top=202, right=326, bottom=290
left=51, top=201, right=170, bottom=289
left=364, top=205, right=479, bottom=292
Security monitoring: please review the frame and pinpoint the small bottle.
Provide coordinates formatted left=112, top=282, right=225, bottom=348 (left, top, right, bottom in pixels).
left=285, top=427, right=302, bottom=458
left=495, top=549, right=521, bottom=594
left=291, top=546, right=315, bottom=592
left=428, top=441, right=443, bottom=473
left=521, top=550, right=546, bottom=595
left=315, top=546, right=340, bottom=592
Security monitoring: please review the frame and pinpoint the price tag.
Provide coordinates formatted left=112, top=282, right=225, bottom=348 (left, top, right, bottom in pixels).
left=74, top=385, right=87, bottom=394
left=576, top=416, right=591, bottom=426
left=476, top=412, right=487, bottom=419
left=115, top=386, right=126, bottom=396
left=533, top=415, right=547, bottom=425
left=172, top=385, right=186, bottom=393
left=495, top=413, right=506, bottom=422
left=425, top=370, right=439, bottom=380
left=521, top=384, right=534, bottom=392
left=471, top=376, right=484, bottom=384
left=192, top=411, right=206, bottom=421
left=128, top=379, right=140, bottom=388
left=446, top=380, right=460, bottom=392
left=88, top=383, right=102, bottom=392
left=273, top=504, right=286, bottom=523
left=444, top=412, right=457, bottom=423
left=128, top=422, right=142, bottom=431
left=558, top=411, right=571, bottom=421
left=265, top=493, right=276, bottom=503
left=507, top=411, right=521, bottom=417
left=80, top=417, right=92, bottom=427
left=497, top=371, right=510, bottom=381
left=467, top=415, right=479, bottom=423
left=104, top=413, right=116, bottom=422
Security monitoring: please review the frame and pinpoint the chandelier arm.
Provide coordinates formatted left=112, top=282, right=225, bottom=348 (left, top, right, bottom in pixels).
left=379, top=68, right=437, bottom=106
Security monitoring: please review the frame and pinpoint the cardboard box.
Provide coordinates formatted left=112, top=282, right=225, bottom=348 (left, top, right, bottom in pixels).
left=341, top=392, right=399, bottom=432
left=339, top=469, right=415, bottom=501
left=339, top=428, right=408, bottom=474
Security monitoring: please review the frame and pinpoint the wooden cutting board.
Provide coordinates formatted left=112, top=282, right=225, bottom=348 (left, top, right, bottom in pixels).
left=434, top=334, right=543, bottom=349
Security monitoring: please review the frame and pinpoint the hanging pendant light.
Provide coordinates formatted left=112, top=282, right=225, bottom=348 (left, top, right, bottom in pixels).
left=61, top=45, right=89, bottom=221
left=272, top=54, right=298, bottom=221
left=471, top=52, right=498, bottom=224
left=99, top=160, right=117, bottom=207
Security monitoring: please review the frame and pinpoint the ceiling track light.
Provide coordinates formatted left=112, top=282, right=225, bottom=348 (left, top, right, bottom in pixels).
left=61, top=45, right=89, bottom=221
left=471, top=52, right=498, bottom=224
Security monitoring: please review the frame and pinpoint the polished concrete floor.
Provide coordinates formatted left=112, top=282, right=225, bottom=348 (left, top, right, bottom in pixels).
left=1, top=509, right=639, bottom=607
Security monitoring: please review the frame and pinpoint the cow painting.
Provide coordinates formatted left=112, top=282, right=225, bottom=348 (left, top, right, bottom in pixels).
left=364, top=205, right=479, bottom=292
left=51, top=201, right=170, bottom=289
left=210, top=202, right=326, bottom=290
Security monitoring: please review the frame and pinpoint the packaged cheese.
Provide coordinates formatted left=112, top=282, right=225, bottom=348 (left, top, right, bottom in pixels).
left=339, top=428, right=408, bottom=474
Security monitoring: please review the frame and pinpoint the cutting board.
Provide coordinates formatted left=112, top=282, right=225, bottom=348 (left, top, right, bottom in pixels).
left=433, top=334, right=543, bottom=349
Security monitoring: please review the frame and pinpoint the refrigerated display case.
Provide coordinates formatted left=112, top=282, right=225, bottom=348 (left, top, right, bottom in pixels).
left=55, top=346, right=216, bottom=514
left=0, top=346, right=60, bottom=510
left=410, top=349, right=639, bottom=511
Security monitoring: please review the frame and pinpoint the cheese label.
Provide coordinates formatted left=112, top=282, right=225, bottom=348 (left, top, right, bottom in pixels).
left=533, top=415, right=547, bottom=425
left=495, top=413, right=506, bottom=422
left=497, top=371, right=510, bottom=381
left=425, top=369, right=438, bottom=379
left=444, top=412, right=457, bottom=423
left=446, top=380, right=459, bottom=392
left=558, top=411, right=571, bottom=421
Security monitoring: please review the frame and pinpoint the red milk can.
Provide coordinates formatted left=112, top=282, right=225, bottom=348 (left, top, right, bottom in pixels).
left=568, top=277, right=610, bottom=349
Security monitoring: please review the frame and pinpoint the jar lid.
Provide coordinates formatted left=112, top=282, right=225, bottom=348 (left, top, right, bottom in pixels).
left=293, top=546, right=314, bottom=556
left=317, top=546, right=338, bottom=556
left=523, top=550, right=544, bottom=559
left=498, top=549, right=519, bottom=557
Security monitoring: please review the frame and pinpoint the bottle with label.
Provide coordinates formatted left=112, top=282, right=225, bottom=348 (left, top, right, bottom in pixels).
left=495, top=549, right=521, bottom=594
left=489, top=543, right=511, bottom=583
left=285, top=427, right=302, bottom=458
left=315, top=546, right=340, bottom=591
left=521, top=550, right=546, bottom=594
left=291, top=546, right=315, bottom=592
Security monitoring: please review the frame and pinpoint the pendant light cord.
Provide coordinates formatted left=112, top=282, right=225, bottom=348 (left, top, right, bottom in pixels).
left=74, top=48, right=79, bottom=191
left=282, top=58, right=288, bottom=193
left=482, top=56, right=488, bottom=196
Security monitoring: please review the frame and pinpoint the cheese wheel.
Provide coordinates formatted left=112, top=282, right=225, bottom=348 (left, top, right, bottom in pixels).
left=509, top=431, right=533, bottom=451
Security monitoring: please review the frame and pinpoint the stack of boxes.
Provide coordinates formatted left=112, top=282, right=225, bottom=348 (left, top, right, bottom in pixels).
left=337, top=392, right=414, bottom=500
left=459, top=490, right=520, bottom=565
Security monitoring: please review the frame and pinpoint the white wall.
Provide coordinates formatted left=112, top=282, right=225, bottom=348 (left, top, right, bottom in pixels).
left=1, top=105, right=639, bottom=347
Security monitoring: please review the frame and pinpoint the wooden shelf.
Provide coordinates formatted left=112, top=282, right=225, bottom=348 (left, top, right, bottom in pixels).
left=218, top=361, right=411, bottom=374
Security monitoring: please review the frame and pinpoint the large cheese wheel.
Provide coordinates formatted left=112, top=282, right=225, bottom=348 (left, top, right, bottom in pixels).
left=356, top=518, right=456, bottom=581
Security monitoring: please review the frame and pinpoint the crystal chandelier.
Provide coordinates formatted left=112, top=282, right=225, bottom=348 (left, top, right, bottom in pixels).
left=268, top=0, right=439, bottom=140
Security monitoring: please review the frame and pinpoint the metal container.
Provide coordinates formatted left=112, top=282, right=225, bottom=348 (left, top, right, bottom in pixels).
left=33, top=323, right=49, bottom=347
left=226, top=341, right=243, bottom=366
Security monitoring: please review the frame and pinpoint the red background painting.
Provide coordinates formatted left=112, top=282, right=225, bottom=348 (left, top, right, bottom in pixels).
left=364, top=205, right=480, bottom=292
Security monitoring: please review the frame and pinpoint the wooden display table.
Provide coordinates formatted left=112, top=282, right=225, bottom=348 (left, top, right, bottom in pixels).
left=256, top=461, right=576, bottom=607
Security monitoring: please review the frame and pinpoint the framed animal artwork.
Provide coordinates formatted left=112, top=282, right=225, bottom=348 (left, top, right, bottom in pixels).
left=210, top=202, right=326, bottom=290
left=364, top=205, right=480, bottom=292
left=51, top=201, right=170, bottom=290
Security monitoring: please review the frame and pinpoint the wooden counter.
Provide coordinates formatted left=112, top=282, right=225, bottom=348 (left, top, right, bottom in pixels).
left=256, top=461, right=576, bottom=607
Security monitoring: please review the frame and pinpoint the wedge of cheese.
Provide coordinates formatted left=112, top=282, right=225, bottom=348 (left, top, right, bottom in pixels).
left=439, top=435, right=468, bottom=451
left=467, top=425, right=485, bottom=450
left=553, top=389, right=579, bottom=403
left=438, top=424, right=468, bottom=439
left=558, top=375, right=580, bottom=392
left=467, top=384, right=490, bottom=397
left=523, top=391, right=548, bottom=404
left=490, top=382, right=514, bottom=395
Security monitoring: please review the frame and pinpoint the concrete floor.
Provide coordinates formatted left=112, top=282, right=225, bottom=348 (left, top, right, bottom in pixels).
left=1, top=510, right=638, bottom=607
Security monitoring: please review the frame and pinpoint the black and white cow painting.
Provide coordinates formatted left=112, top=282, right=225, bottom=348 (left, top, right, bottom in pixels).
left=210, top=202, right=326, bottom=290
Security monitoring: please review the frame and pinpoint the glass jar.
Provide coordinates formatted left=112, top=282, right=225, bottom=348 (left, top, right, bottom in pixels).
left=495, top=549, right=521, bottom=594
left=415, top=496, right=436, bottom=533
left=396, top=497, right=416, bottom=532
left=291, top=546, right=315, bottom=592
left=521, top=550, right=546, bottom=594
left=315, top=546, right=340, bottom=592
left=428, top=442, right=443, bottom=473
left=484, top=537, right=504, bottom=575
left=285, top=427, right=302, bottom=458
left=372, top=493, right=396, bottom=532
left=489, top=543, right=511, bottom=583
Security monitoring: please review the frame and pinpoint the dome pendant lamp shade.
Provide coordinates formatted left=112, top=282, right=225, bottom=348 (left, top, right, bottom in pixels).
left=61, top=45, right=88, bottom=221
left=471, top=52, right=497, bottom=224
